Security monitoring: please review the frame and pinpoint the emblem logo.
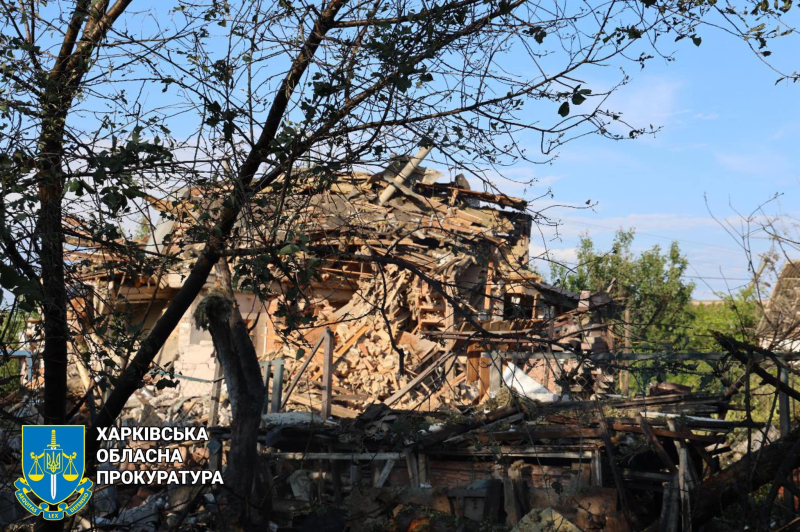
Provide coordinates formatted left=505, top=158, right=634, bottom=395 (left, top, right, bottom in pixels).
left=16, top=426, right=93, bottom=520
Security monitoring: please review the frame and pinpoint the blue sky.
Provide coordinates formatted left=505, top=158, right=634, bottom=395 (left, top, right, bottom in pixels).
left=502, top=26, right=800, bottom=299
left=91, top=3, right=797, bottom=301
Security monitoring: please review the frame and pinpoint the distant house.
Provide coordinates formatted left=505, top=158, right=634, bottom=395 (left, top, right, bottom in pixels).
left=759, top=262, right=800, bottom=351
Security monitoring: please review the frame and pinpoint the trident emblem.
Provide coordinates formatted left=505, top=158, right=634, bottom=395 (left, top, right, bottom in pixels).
left=28, top=430, right=78, bottom=500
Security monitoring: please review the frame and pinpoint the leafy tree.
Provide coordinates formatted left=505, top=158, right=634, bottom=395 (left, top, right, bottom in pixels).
left=551, top=230, right=695, bottom=350
left=688, top=288, right=760, bottom=352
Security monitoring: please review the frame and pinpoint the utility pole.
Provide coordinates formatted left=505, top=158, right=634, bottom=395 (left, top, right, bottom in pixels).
left=621, top=307, right=631, bottom=395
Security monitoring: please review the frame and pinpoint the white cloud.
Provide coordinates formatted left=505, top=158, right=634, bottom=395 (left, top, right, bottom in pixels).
left=693, top=112, right=719, bottom=121
left=534, top=175, right=563, bottom=187
left=605, top=75, right=687, bottom=130
left=485, top=168, right=565, bottom=199
left=714, top=149, right=794, bottom=177
left=529, top=244, right=578, bottom=268
left=549, top=212, right=721, bottom=239
left=772, top=122, right=800, bottom=140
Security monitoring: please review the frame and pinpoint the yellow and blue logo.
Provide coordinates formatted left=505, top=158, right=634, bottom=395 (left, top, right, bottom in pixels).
left=15, top=426, right=93, bottom=520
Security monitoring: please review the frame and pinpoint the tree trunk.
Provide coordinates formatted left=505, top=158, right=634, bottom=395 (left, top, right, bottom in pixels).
left=89, top=0, right=347, bottom=454
left=37, top=127, right=69, bottom=426
left=193, top=259, right=267, bottom=525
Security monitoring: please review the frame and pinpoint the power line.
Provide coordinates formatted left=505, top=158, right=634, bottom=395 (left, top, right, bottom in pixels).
left=563, top=219, right=742, bottom=254
left=683, top=275, right=752, bottom=281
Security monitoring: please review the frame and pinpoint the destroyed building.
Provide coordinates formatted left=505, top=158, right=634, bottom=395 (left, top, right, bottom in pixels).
left=64, top=156, right=618, bottom=414
left=758, top=261, right=800, bottom=351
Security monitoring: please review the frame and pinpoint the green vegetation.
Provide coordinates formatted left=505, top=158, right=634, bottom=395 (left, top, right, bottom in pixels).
left=551, top=230, right=760, bottom=353
left=689, top=289, right=760, bottom=350
left=0, top=311, right=27, bottom=350
left=550, top=231, right=769, bottom=403
left=551, top=229, right=695, bottom=350
left=0, top=311, right=27, bottom=394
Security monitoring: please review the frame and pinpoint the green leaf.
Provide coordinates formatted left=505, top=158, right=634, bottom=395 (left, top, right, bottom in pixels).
left=395, top=76, right=412, bottom=92
left=692, top=35, right=702, bottom=46
left=572, top=93, right=586, bottom=105
left=277, top=243, right=301, bottom=255
left=558, top=101, right=570, bottom=117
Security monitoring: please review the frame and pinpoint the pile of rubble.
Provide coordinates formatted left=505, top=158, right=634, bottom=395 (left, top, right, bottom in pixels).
left=119, top=385, right=231, bottom=428
left=251, top=159, right=619, bottom=413
left=251, top=386, right=758, bottom=532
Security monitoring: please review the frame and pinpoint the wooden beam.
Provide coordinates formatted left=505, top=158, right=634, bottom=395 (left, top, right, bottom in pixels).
left=284, top=393, right=359, bottom=418
left=715, top=333, right=800, bottom=401
left=667, top=419, right=717, bottom=475
left=405, top=451, right=420, bottom=488
left=489, top=350, right=502, bottom=397
left=375, top=459, right=397, bottom=488
left=591, top=450, right=603, bottom=487
left=503, top=475, right=522, bottom=526
left=438, top=448, right=594, bottom=459
left=350, top=463, right=361, bottom=488
left=476, top=427, right=603, bottom=441
left=669, top=419, right=696, bottom=532
left=418, top=453, right=429, bottom=486
left=383, top=352, right=454, bottom=406
left=281, top=332, right=328, bottom=409
left=659, top=474, right=680, bottom=532
left=264, top=452, right=402, bottom=461
left=270, top=358, right=284, bottom=414
left=612, top=423, right=724, bottom=444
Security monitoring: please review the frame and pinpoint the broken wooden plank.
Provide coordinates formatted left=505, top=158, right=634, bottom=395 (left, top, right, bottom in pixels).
left=284, top=393, right=359, bottom=418
left=659, top=474, right=680, bottom=532
left=281, top=332, right=328, bottom=409
left=384, top=352, right=454, bottom=406
left=405, top=451, right=420, bottom=488
left=475, top=427, right=604, bottom=441
left=613, top=423, right=724, bottom=444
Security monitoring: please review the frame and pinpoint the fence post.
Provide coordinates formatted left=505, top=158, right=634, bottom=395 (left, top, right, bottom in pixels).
left=321, top=328, right=334, bottom=419
left=208, top=355, right=223, bottom=427
left=780, top=367, right=794, bottom=516
left=260, top=360, right=273, bottom=421
left=270, top=358, right=284, bottom=414
left=489, top=351, right=502, bottom=397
